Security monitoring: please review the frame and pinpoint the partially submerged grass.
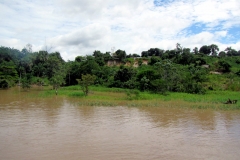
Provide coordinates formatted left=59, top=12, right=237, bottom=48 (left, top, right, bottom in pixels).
left=74, top=86, right=240, bottom=110
left=23, top=85, right=240, bottom=110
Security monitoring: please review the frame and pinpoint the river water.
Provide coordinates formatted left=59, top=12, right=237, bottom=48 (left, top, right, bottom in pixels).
left=0, top=88, right=240, bottom=160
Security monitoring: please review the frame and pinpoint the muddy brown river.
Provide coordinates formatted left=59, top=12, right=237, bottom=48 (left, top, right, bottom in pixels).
left=0, top=88, right=240, bottom=160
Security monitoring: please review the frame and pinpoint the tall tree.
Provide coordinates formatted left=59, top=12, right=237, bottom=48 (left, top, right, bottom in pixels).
left=103, top=52, right=112, bottom=62
left=141, top=51, right=148, bottom=57
left=225, top=47, right=238, bottom=56
left=93, top=51, right=105, bottom=66
left=115, top=49, right=126, bottom=61
left=176, top=43, right=183, bottom=54
left=0, top=61, right=18, bottom=88
left=45, top=52, right=65, bottom=79
left=75, top=56, right=84, bottom=62
left=148, top=48, right=164, bottom=57
left=199, top=45, right=211, bottom=55
left=21, top=73, right=32, bottom=90
left=182, top=65, right=207, bottom=94
left=193, top=47, right=198, bottom=54
left=50, top=65, right=66, bottom=95
left=209, top=44, right=219, bottom=56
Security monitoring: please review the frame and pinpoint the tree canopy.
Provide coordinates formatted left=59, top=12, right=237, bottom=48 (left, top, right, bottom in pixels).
left=1, top=43, right=240, bottom=94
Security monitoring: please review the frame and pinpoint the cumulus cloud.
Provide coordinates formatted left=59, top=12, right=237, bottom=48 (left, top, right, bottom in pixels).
left=50, top=24, right=110, bottom=46
left=0, top=0, right=239, bottom=60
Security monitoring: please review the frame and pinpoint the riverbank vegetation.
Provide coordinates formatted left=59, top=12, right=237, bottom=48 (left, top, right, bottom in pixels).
left=20, top=85, right=239, bottom=110
left=1, top=43, right=240, bottom=109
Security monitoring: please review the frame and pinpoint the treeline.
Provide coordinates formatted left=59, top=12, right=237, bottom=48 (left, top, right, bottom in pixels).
left=0, top=43, right=240, bottom=94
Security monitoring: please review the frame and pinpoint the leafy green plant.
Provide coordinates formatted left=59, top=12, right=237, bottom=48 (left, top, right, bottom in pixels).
left=21, top=73, right=32, bottom=90
left=125, top=89, right=140, bottom=100
left=0, top=61, right=18, bottom=88
left=77, top=74, right=96, bottom=96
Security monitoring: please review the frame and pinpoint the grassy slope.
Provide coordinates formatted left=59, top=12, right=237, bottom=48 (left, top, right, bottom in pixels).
left=203, top=56, right=240, bottom=91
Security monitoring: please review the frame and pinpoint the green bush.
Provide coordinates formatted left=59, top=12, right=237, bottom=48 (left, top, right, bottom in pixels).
left=125, top=89, right=140, bottom=100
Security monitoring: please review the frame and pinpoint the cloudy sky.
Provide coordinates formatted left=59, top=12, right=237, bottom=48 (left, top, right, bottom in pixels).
left=1, top=0, right=240, bottom=60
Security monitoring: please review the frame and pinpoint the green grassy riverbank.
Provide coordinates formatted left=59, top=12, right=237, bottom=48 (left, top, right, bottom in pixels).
left=33, top=85, right=240, bottom=110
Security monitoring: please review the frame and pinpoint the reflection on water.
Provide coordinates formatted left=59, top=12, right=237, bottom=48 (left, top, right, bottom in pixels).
left=0, top=88, right=240, bottom=160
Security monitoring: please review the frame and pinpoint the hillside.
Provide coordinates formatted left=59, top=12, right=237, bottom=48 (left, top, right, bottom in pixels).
left=1, top=45, right=240, bottom=94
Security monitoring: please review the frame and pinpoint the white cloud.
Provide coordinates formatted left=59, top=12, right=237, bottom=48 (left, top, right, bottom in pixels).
left=51, top=24, right=110, bottom=46
left=215, top=31, right=228, bottom=38
left=0, top=0, right=239, bottom=60
left=0, top=39, right=25, bottom=49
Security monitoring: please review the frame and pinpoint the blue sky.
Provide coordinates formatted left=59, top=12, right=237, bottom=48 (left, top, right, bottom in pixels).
left=0, top=0, right=240, bottom=60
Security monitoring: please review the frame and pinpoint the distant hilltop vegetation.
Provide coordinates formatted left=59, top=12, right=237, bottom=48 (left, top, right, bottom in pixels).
left=1, top=44, right=240, bottom=94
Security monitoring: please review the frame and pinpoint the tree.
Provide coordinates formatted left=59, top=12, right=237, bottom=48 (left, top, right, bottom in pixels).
left=148, top=48, right=164, bottom=57
left=75, top=56, right=84, bottom=62
left=217, top=60, right=231, bottom=73
left=103, top=52, right=112, bottom=62
left=19, top=52, right=33, bottom=74
left=93, top=50, right=105, bottom=66
left=177, top=51, right=194, bottom=65
left=193, top=47, right=198, bottom=54
left=21, top=73, right=32, bottom=90
left=67, top=61, right=82, bottom=85
left=32, top=63, right=45, bottom=77
left=0, top=47, right=12, bottom=62
left=182, top=48, right=191, bottom=54
left=31, top=51, right=49, bottom=78
left=79, top=56, right=100, bottom=75
left=65, top=60, right=73, bottom=86
left=199, top=45, right=211, bottom=55
left=67, top=56, right=99, bottom=86
left=148, top=56, right=161, bottom=65
left=36, top=51, right=48, bottom=63
left=136, top=67, right=156, bottom=91
left=218, top=51, right=226, bottom=57
left=225, top=47, right=238, bottom=56
left=0, top=61, right=18, bottom=88
left=115, top=49, right=126, bottom=61
left=225, top=47, right=232, bottom=56
left=182, top=65, right=207, bottom=94
left=153, top=60, right=179, bottom=92
left=22, top=43, right=32, bottom=54
left=176, top=43, right=183, bottom=54
left=141, top=51, right=148, bottom=57
left=167, top=50, right=177, bottom=59
left=151, top=78, right=167, bottom=94
left=50, top=68, right=66, bottom=95
left=93, top=50, right=103, bottom=57
left=132, top=53, right=140, bottom=57
left=45, top=53, right=66, bottom=94
left=209, top=44, right=219, bottom=56
left=45, top=52, right=65, bottom=79
left=77, top=74, right=96, bottom=96
left=25, top=43, right=33, bottom=53
left=193, top=57, right=206, bottom=66
left=139, top=76, right=150, bottom=91
left=111, top=66, right=136, bottom=88
left=92, top=65, right=117, bottom=86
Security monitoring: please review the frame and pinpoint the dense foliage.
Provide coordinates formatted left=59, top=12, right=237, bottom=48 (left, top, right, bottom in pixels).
left=1, top=43, right=240, bottom=94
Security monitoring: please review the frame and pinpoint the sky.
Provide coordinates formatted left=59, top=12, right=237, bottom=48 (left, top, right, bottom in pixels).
left=1, top=0, right=240, bottom=61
